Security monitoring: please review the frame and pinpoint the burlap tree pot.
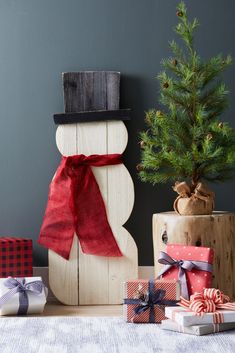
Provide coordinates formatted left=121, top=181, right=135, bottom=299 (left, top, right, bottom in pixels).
left=173, top=181, right=215, bottom=216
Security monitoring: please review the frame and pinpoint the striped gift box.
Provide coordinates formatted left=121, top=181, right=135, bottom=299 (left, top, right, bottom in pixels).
left=123, top=279, right=181, bottom=323
left=165, top=306, right=235, bottom=326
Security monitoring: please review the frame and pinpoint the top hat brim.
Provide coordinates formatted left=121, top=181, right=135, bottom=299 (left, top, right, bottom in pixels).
left=53, top=109, right=131, bottom=125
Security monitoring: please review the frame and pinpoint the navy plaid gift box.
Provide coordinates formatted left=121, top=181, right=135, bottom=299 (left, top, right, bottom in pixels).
left=0, top=237, right=33, bottom=277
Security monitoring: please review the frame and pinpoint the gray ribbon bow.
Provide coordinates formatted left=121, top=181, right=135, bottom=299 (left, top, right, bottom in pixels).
left=0, top=277, right=47, bottom=315
left=157, top=251, right=213, bottom=300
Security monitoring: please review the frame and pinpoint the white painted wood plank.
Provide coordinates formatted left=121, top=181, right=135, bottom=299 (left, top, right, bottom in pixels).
left=106, top=121, right=134, bottom=224
left=78, top=120, right=137, bottom=304
left=107, top=121, right=137, bottom=303
left=75, top=122, right=110, bottom=305
left=49, top=120, right=137, bottom=305
left=55, top=124, right=77, bottom=157
left=49, top=236, right=79, bottom=305
left=49, top=124, right=79, bottom=305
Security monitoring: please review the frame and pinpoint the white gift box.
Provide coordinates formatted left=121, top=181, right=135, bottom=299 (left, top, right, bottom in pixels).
left=161, top=319, right=235, bottom=336
left=0, top=277, right=47, bottom=316
left=165, top=306, right=235, bottom=326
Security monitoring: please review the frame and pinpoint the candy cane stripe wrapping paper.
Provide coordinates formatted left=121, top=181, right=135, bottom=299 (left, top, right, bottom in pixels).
left=165, top=288, right=235, bottom=326
left=123, top=279, right=181, bottom=323
left=165, top=306, right=235, bottom=326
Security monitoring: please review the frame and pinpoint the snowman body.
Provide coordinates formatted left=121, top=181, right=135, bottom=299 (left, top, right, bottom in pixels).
left=48, top=72, right=138, bottom=304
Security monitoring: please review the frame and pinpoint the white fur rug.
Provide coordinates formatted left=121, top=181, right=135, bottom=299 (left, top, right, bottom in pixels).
left=0, top=316, right=234, bottom=353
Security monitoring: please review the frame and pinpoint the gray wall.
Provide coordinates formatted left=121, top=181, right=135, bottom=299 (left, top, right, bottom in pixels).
left=0, top=0, right=234, bottom=266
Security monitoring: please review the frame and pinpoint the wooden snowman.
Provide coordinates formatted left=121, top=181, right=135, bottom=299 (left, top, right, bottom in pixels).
left=39, top=71, right=138, bottom=305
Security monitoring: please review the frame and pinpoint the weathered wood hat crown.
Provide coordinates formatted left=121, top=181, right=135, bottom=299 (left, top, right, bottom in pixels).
left=54, top=71, right=130, bottom=124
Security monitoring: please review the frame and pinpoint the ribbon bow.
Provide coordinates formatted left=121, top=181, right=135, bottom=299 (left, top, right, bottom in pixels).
left=173, top=181, right=215, bottom=214
left=0, top=277, right=47, bottom=315
left=38, top=154, right=123, bottom=259
left=157, top=251, right=213, bottom=300
left=179, top=288, right=235, bottom=323
left=124, top=280, right=178, bottom=323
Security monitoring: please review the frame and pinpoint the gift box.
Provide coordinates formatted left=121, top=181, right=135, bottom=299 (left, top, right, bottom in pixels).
left=158, top=244, right=214, bottom=299
left=123, top=279, right=180, bottom=323
left=0, top=237, right=33, bottom=277
left=165, top=306, right=235, bottom=326
left=161, top=319, right=235, bottom=336
left=0, top=277, right=47, bottom=315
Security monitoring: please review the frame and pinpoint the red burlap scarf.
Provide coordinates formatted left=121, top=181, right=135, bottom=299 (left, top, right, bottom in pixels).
left=38, top=154, right=123, bottom=259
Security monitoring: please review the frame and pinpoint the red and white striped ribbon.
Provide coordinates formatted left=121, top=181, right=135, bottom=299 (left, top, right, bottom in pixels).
left=213, top=323, right=219, bottom=333
left=178, top=288, right=235, bottom=324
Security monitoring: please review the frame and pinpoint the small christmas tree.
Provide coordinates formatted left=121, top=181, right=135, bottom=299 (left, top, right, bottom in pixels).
left=139, top=1, right=235, bottom=215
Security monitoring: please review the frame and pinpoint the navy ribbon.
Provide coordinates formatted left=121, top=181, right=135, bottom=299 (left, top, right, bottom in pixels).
left=0, top=277, right=47, bottom=315
left=124, top=279, right=178, bottom=323
left=157, top=251, right=213, bottom=300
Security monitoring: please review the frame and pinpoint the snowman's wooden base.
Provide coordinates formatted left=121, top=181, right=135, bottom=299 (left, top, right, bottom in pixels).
left=49, top=120, right=138, bottom=305
left=153, top=212, right=235, bottom=300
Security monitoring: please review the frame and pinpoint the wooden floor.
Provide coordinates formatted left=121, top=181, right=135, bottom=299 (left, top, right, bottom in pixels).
left=43, top=303, right=122, bottom=317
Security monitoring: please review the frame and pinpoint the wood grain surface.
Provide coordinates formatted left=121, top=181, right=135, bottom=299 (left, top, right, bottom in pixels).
left=48, top=72, right=137, bottom=305
left=153, top=212, right=235, bottom=299
left=49, top=121, right=137, bottom=305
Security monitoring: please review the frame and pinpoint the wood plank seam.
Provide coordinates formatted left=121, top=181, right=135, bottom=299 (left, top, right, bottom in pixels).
left=106, top=120, right=109, bottom=303
left=34, top=266, right=154, bottom=303
left=76, top=123, right=79, bottom=305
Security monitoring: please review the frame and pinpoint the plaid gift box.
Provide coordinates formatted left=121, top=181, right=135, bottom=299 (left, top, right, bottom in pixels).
left=123, top=279, right=181, bottom=323
left=0, top=237, right=33, bottom=278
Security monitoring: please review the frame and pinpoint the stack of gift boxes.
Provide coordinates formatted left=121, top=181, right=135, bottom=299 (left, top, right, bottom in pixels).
left=0, top=235, right=235, bottom=326
left=0, top=237, right=47, bottom=315
left=123, top=243, right=235, bottom=335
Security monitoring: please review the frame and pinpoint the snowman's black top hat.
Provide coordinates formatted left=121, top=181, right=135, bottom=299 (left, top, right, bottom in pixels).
left=53, top=71, right=131, bottom=125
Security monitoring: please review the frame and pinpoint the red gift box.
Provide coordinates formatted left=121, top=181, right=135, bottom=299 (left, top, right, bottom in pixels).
left=0, top=237, right=33, bottom=278
left=123, top=279, right=180, bottom=323
left=158, top=244, right=214, bottom=298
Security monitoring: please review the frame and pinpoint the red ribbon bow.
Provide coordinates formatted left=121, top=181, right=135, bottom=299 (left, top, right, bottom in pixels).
left=38, top=154, right=123, bottom=260
left=179, top=288, right=235, bottom=324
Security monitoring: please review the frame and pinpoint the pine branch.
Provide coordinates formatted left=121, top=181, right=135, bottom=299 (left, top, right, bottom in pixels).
left=199, top=54, right=232, bottom=88
left=139, top=1, right=235, bottom=187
